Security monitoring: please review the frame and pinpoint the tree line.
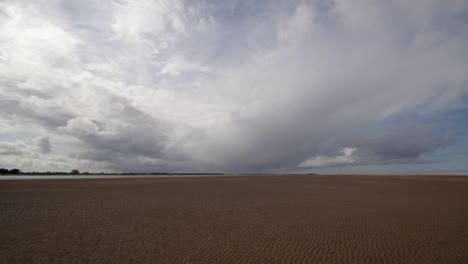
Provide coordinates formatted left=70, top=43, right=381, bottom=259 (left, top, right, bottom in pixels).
left=0, top=168, right=82, bottom=175
left=0, top=168, right=21, bottom=174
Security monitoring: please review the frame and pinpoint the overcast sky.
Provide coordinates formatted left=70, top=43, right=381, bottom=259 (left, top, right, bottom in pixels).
left=1, top=0, right=468, bottom=174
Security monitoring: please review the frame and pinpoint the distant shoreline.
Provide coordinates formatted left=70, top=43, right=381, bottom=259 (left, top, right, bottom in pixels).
left=3, top=172, right=468, bottom=176
left=0, top=172, right=226, bottom=176
left=1, top=173, right=467, bottom=181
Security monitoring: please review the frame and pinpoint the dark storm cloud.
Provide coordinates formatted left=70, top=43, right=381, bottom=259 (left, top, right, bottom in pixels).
left=0, top=99, right=74, bottom=128
left=357, top=125, right=453, bottom=162
left=60, top=92, right=175, bottom=172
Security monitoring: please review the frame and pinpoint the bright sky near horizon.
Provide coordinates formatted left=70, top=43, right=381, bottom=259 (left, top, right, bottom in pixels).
left=1, top=0, right=468, bottom=174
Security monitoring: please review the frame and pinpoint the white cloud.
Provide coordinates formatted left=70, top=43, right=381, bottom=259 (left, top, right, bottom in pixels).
left=0, top=2, right=81, bottom=73
left=62, top=117, right=99, bottom=136
left=111, top=0, right=186, bottom=37
left=300, top=148, right=357, bottom=167
left=160, top=56, right=211, bottom=76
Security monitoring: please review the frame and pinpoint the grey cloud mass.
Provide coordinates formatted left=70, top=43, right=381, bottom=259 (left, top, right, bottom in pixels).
left=0, top=141, right=25, bottom=156
left=1, top=0, right=467, bottom=173
left=36, top=136, right=51, bottom=154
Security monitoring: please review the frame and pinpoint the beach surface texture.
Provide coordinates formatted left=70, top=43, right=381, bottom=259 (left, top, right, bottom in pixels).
left=1, top=175, right=467, bottom=263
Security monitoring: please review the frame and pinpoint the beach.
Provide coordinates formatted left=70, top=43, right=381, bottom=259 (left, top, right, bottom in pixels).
left=1, top=175, right=467, bottom=263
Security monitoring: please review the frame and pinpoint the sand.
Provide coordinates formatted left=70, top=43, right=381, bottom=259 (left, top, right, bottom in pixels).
left=1, top=175, right=467, bottom=263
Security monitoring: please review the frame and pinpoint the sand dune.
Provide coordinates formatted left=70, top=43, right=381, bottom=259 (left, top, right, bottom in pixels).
left=0, top=175, right=467, bottom=263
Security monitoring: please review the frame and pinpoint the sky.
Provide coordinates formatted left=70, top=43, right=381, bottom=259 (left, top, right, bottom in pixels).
left=1, top=0, right=468, bottom=174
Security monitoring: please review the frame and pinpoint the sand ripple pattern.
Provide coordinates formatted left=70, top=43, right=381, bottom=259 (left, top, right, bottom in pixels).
left=1, top=175, right=467, bottom=263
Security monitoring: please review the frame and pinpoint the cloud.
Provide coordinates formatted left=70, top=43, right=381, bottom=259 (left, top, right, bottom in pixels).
left=36, top=136, right=51, bottom=154
left=160, top=56, right=211, bottom=76
left=300, top=148, right=357, bottom=167
left=0, top=141, right=26, bottom=156
left=0, top=0, right=467, bottom=173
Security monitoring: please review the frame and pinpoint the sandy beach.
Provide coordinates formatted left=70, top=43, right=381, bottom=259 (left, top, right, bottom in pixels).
left=1, top=175, right=467, bottom=263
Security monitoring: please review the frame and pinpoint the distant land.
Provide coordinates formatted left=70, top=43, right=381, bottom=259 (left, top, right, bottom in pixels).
left=0, top=168, right=225, bottom=176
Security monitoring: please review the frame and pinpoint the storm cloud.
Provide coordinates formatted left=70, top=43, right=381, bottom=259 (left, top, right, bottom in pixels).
left=1, top=0, right=467, bottom=173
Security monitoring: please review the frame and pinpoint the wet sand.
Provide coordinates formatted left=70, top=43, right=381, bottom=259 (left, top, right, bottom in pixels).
left=1, top=175, right=467, bottom=263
